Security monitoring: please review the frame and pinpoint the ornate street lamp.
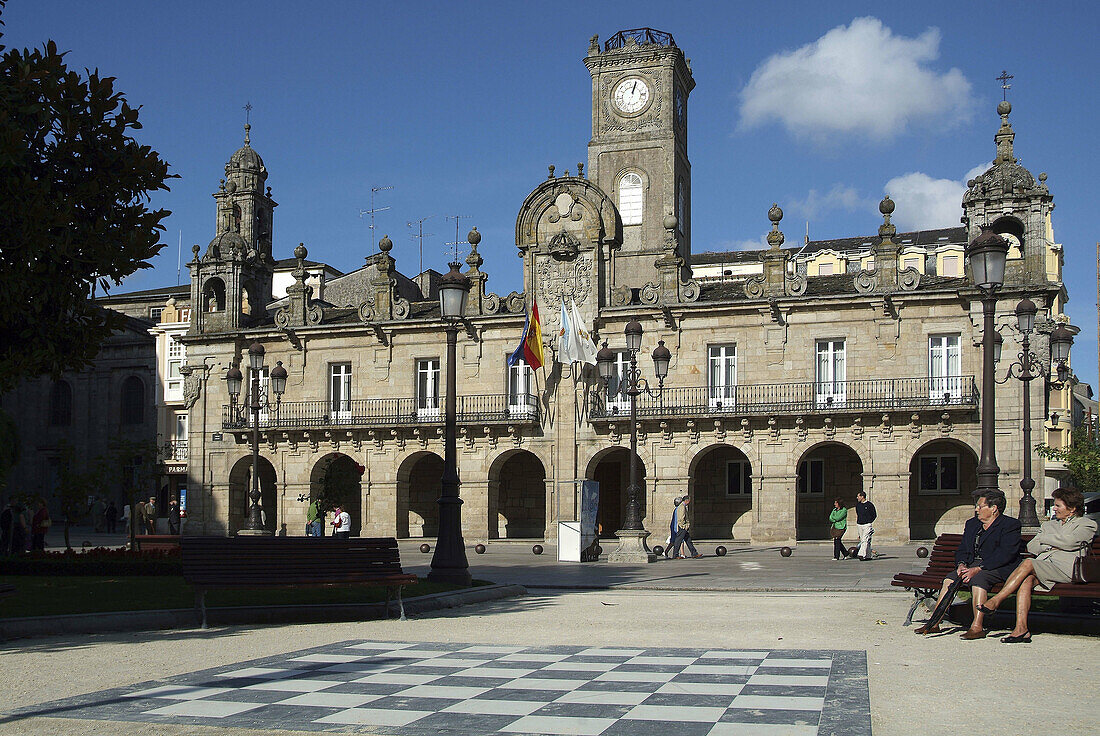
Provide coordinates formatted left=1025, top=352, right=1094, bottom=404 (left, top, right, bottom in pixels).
left=428, top=250, right=473, bottom=586
left=997, top=299, right=1074, bottom=528
left=596, top=322, right=671, bottom=563
left=967, top=226, right=1009, bottom=497
left=225, top=342, right=285, bottom=536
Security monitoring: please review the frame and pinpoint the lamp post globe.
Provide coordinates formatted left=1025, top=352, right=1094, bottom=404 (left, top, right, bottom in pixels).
left=596, top=342, right=615, bottom=381
left=624, top=320, right=643, bottom=353
left=248, top=342, right=265, bottom=371
left=1049, top=324, right=1073, bottom=364
left=1015, top=298, right=1037, bottom=334
left=270, top=361, right=288, bottom=396
left=966, top=226, right=1009, bottom=290
left=225, top=365, right=243, bottom=400
left=652, top=340, right=671, bottom=381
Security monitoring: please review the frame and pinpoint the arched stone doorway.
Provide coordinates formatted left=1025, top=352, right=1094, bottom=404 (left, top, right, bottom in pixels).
left=396, top=451, right=442, bottom=538
left=586, top=447, right=647, bottom=539
left=794, top=442, right=863, bottom=540
left=909, top=439, right=978, bottom=539
left=487, top=450, right=547, bottom=539
left=688, top=444, right=753, bottom=539
left=228, top=455, right=277, bottom=535
left=309, top=453, right=363, bottom=537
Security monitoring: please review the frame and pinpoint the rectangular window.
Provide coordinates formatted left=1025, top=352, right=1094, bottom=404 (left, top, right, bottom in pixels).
left=149, top=306, right=164, bottom=322
left=329, top=363, right=352, bottom=423
left=604, top=350, right=632, bottom=415
left=817, top=262, right=834, bottom=276
left=928, top=334, right=962, bottom=402
left=919, top=455, right=960, bottom=494
left=708, top=344, right=737, bottom=410
left=815, top=339, right=846, bottom=407
left=903, top=257, right=921, bottom=271
left=254, top=366, right=270, bottom=423
left=941, top=255, right=960, bottom=277
left=166, top=339, right=186, bottom=401
left=171, top=413, right=188, bottom=462
left=797, top=459, right=824, bottom=495
left=417, top=359, right=440, bottom=419
left=726, top=461, right=752, bottom=496
left=507, top=359, right=536, bottom=418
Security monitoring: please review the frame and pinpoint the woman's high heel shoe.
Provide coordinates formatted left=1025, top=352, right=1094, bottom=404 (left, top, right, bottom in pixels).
left=1002, top=631, right=1032, bottom=644
left=977, top=603, right=996, bottom=615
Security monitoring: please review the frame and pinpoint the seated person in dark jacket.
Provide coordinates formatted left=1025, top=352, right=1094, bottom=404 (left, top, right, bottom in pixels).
left=915, top=490, right=1021, bottom=639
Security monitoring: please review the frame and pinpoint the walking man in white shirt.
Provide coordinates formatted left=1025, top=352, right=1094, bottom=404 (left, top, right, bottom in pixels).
left=854, top=491, right=877, bottom=561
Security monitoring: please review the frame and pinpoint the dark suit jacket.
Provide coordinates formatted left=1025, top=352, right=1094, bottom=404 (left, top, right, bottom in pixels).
left=955, top=513, right=1022, bottom=572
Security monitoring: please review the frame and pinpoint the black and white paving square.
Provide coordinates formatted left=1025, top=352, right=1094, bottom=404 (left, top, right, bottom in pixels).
left=8, top=641, right=871, bottom=735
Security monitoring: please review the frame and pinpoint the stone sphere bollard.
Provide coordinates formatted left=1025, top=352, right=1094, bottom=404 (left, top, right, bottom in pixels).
left=532, top=544, right=543, bottom=555
left=917, top=546, right=929, bottom=558
left=780, top=546, right=793, bottom=557
left=420, top=543, right=430, bottom=553
left=715, top=546, right=727, bottom=556
left=474, top=543, right=486, bottom=554
left=652, top=545, right=664, bottom=556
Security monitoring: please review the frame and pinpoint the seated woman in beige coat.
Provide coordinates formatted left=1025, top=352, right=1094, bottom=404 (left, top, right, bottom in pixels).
left=979, top=487, right=1097, bottom=643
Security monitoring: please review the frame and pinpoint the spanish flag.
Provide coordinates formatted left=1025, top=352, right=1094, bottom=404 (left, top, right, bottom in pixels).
left=508, top=298, right=544, bottom=370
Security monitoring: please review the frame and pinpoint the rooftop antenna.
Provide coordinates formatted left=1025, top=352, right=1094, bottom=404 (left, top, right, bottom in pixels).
left=445, top=214, right=472, bottom=263
left=358, top=185, right=393, bottom=249
left=176, top=230, right=183, bottom=286
left=997, top=70, right=1013, bottom=101
left=407, top=216, right=434, bottom=275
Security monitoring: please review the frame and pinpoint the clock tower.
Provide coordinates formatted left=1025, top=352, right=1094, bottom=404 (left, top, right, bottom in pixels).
left=585, top=29, right=694, bottom=290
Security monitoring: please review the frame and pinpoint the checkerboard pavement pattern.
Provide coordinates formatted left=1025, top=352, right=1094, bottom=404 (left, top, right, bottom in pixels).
left=8, top=641, right=870, bottom=735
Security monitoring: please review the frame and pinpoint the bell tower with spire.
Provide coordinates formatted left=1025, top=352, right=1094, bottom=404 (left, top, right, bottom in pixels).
left=962, top=98, right=1055, bottom=287
left=188, top=124, right=277, bottom=334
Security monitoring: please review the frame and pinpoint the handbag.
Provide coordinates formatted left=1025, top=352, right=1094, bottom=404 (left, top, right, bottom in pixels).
left=830, top=527, right=844, bottom=539
left=1071, top=556, right=1100, bottom=584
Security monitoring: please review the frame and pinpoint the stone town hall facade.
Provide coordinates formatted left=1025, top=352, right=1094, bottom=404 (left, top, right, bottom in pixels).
left=129, top=30, right=1077, bottom=543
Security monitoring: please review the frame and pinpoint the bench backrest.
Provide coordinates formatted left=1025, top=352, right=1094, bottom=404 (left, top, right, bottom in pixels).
left=922, top=531, right=1100, bottom=574
left=182, top=536, right=407, bottom=586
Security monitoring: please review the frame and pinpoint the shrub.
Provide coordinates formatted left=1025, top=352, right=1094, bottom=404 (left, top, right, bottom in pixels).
left=0, top=547, right=181, bottom=576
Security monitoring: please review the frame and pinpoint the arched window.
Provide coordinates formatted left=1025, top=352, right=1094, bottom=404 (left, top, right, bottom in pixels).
left=120, top=376, right=144, bottom=425
left=49, top=380, right=72, bottom=426
left=202, top=278, right=226, bottom=312
left=232, top=204, right=242, bottom=233
left=618, top=172, right=644, bottom=225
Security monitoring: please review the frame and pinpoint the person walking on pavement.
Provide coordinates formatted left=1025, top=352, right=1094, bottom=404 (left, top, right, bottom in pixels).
left=145, top=497, right=158, bottom=534
left=829, top=498, right=852, bottom=560
left=854, top=491, right=877, bottom=561
left=91, top=496, right=106, bottom=532
left=663, top=496, right=682, bottom=558
left=31, top=498, right=51, bottom=551
left=306, top=499, right=323, bottom=537
left=105, top=500, right=118, bottom=533
left=669, top=495, right=701, bottom=559
left=168, top=499, right=180, bottom=535
left=331, top=506, right=351, bottom=539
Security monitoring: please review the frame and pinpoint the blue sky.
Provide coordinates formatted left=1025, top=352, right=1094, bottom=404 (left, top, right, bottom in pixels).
left=5, top=1, right=1098, bottom=389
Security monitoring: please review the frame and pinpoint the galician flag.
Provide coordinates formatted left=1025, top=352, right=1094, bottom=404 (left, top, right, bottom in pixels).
left=558, top=298, right=578, bottom=365
left=569, top=299, right=598, bottom=366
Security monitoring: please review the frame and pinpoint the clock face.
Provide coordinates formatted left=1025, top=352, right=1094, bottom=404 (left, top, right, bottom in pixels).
left=675, top=88, right=685, bottom=127
left=612, top=77, right=650, bottom=114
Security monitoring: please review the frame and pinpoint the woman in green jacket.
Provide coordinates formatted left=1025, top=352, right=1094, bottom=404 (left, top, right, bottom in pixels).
left=829, top=499, right=850, bottom=560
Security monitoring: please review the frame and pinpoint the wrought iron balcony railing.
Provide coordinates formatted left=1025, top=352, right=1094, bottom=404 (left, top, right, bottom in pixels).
left=222, top=393, right=540, bottom=430
left=160, top=439, right=188, bottom=463
left=591, top=376, right=978, bottom=420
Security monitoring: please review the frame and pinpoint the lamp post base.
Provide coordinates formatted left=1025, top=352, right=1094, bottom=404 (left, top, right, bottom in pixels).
left=427, top=567, right=473, bottom=586
left=607, top=529, right=656, bottom=564
left=236, top=528, right=274, bottom=537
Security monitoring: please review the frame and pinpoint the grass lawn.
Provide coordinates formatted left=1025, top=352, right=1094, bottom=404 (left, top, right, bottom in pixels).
left=0, top=576, right=489, bottom=618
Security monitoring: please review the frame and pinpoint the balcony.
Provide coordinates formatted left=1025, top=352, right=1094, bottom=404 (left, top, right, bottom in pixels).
left=222, top=393, right=540, bottom=431
left=160, top=439, right=188, bottom=464
left=591, top=376, right=978, bottom=420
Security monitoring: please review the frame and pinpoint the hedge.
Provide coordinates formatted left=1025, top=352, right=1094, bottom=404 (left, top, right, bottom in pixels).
left=0, top=547, right=182, bottom=576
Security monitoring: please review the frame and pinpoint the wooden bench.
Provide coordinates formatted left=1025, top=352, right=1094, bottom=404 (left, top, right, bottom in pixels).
left=892, top=532, right=1100, bottom=625
left=135, top=534, right=182, bottom=552
left=181, top=536, right=418, bottom=628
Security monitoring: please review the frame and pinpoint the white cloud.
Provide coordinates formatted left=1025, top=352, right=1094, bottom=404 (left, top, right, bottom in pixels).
left=885, top=163, right=988, bottom=231
left=739, top=17, right=974, bottom=142
left=788, top=184, right=871, bottom=220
